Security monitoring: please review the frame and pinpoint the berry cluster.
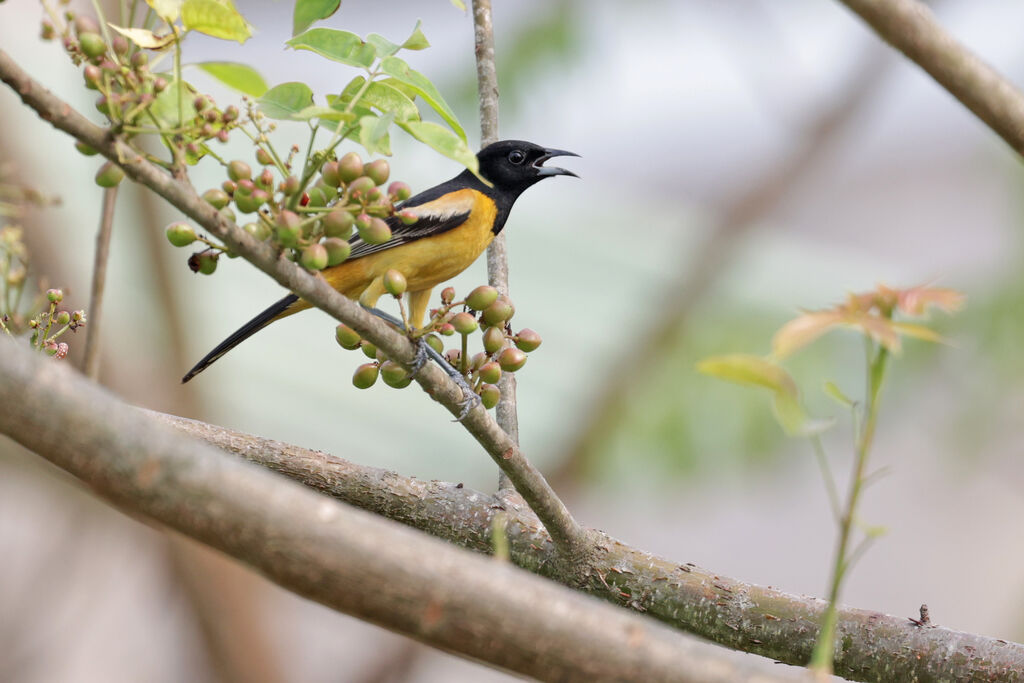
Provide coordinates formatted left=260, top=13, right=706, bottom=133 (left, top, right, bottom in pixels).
left=335, top=282, right=542, bottom=410
left=26, top=288, right=87, bottom=360
left=165, top=150, right=410, bottom=276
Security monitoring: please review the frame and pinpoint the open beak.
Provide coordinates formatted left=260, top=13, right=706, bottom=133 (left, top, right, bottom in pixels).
left=535, top=148, right=580, bottom=178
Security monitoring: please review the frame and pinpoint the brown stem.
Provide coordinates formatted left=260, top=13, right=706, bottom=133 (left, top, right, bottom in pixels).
left=472, top=0, right=518, bottom=492
left=0, top=47, right=589, bottom=562
left=81, top=185, right=117, bottom=380
left=0, top=339, right=796, bottom=683
left=837, top=0, right=1024, bottom=157
left=153, top=410, right=1024, bottom=683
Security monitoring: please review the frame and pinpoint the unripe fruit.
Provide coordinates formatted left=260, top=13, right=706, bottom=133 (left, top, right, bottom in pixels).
left=196, top=251, right=218, bottom=275
left=380, top=360, right=412, bottom=388
left=193, top=95, right=209, bottom=111
left=74, top=16, right=101, bottom=36
left=383, top=269, right=407, bottom=297
left=425, top=334, right=443, bottom=354
left=514, top=328, right=543, bottom=352
left=131, top=51, right=148, bottom=69
left=153, top=77, right=168, bottom=92
left=440, top=287, right=456, bottom=305
left=222, top=105, right=239, bottom=122
left=397, top=209, right=418, bottom=225
left=497, top=347, right=527, bottom=372
left=364, top=186, right=383, bottom=203
left=323, top=237, right=351, bottom=266
left=222, top=180, right=237, bottom=194
left=227, top=160, right=251, bottom=181
left=437, top=322, right=455, bottom=336
left=234, top=192, right=262, bottom=214
left=55, top=310, right=71, bottom=325
left=78, top=32, right=106, bottom=59
left=256, top=148, right=273, bottom=165
left=321, top=160, right=341, bottom=187
left=236, top=179, right=255, bottom=194
left=323, top=209, right=354, bottom=239
left=243, top=221, right=272, bottom=241
left=166, top=222, right=197, bottom=247
left=358, top=217, right=392, bottom=244
left=364, top=159, right=390, bottom=186
left=275, top=210, right=302, bottom=246
left=338, top=151, right=363, bottom=182
left=219, top=207, right=236, bottom=223
left=306, top=186, right=326, bottom=207
left=388, top=181, right=411, bottom=201
left=352, top=362, right=379, bottom=389
left=44, top=341, right=59, bottom=356
left=466, top=285, right=499, bottom=311
left=335, top=323, right=361, bottom=350
left=478, top=361, right=502, bottom=384
left=360, top=341, right=377, bottom=359
left=202, top=188, right=230, bottom=209
left=83, top=64, right=101, bottom=89
left=46, top=289, right=63, bottom=303
left=482, top=297, right=515, bottom=326
left=75, top=140, right=98, bottom=156
left=111, top=35, right=129, bottom=56
left=281, top=175, right=300, bottom=196
left=444, top=348, right=461, bottom=366
left=94, top=95, right=110, bottom=115
left=480, top=384, right=500, bottom=409
left=482, top=326, right=505, bottom=354
left=300, top=243, right=328, bottom=270
left=258, top=167, right=274, bottom=189
left=216, top=129, right=230, bottom=143
left=41, top=21, right=56, bottom=41
left=95, top=161, right=124, bottom=187
left=348, top=176, right=375, bottom=199
left=450, top=312, right=478, bottom=335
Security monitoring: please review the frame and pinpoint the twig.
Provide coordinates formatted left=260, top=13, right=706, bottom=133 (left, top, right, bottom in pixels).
left=0, top=47, right=590, bottom=562
left=837, top=0, right=1024, bottom=157
left=81, top=185, right=117, bottom=380
left=472, top=0, right=518, bottom=492
left=152, top=410, right=1024, bottom=683
left=0, top=339, right=797, bottom=683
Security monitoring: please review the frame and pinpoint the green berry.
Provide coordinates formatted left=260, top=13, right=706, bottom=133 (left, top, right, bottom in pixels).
left=74, top=16, right=101, bottom=36
left=388, top=181, right=411, bottom=201
left=383, top=269, right=407, bottom=296
left=425, top=334, right=443, bottom=354
left=450, top=312, right=478, bottom=335
left=444, top=348, right=461, bottom=366
left=358, top=217, right=392, bottom=245
left=397, top=209, right=418, bottom=226
left=437, top=323, right=455, bottom=336
left=360, top=341, right=377, bottom=359
left=338, top=152, right=363, bottom=183
left=478, top=361, right=502, bottom=384
left=227, top=160, right=251, bottom=181
left=480, top=384, right=500, bottom=409
left=222, top=180, right=237, bottom=195
left=243, top=221, right=272, bottom=242
left=323, top=209, right=354, bottom=239
left=352, top=362, right=379, bottom=389
left=95, top=161, right=124, bottom=187
left=482, top=297, right=515, bottom=326
left=75, top=140, right=98, bottom=156
left=348, top=176, right=375, bottom=199
left=497, top=347, right=527, bottom=372
left=300, top=243, right=328, bottom=270
left=466, top=285, right=499, bottom=311
left=256, top=148, right=273, bottom=165
left=321, top=160, right=341, bottom=187
left=111, top=35, right=129, bottom=56
left=166, top=222, right=197, bottom=247
left=514, top=328, right=543, bottom=352
left=46, top=288, right=63, bottom=303
left=364, top=159, right=390, bottom=186
left=131, top=52, right=148, bottom=69
left=323, top=238, right=351, bottom=266
left=202, top=188, right=230, bottom=209
left=306, top=186, right=327, bottom=207
left=440, top=287, right=456, bottom=305
left=196, top=251, right=218, bottom=275
left=281, top=175, right=300, bottom=196
left=78, top=32, right=106, bottom=59
left=335, top=323, right=361, bottom=350
left=55, top=310, right=71, bottom=325
left=275, top=210, right=302, bottom=246
left=83, top=64, right=101, bottom=90
left=380, top=360, right=412, bottom=388
left=482, top=326, right=505, bottom=354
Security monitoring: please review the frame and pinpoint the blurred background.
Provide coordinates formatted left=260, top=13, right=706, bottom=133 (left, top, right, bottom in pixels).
left=2, top=0, right=1023, bottom=680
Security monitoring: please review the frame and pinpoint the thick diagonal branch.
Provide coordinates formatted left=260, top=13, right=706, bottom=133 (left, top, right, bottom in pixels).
left=0, top=48, right=589, bottom=561
left=0, top=339, right=796, bottom=683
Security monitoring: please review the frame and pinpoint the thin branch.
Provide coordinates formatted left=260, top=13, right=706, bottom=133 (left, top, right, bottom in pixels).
left=153, top=410, right=1024, bottom=683
left=554, top=51, right=888, bottom=487
left=81, top=185, right=117, bottom=380
left=0, top=48, right=590, bottom=562
left=472, top=0, right=518, bottom=492
left=837, top=0, right=1024, bottom=157
left=0, top=339, right=798, bottom=683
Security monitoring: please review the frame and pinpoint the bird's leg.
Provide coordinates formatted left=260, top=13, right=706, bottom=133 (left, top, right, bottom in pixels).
left=360, top=305, right=480, bottom=420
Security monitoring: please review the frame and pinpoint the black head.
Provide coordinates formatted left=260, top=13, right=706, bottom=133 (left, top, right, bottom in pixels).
left=476, top=140, right=578, bottom=196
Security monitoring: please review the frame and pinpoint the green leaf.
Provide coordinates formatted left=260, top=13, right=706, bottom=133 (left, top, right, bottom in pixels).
left=823, top=381, right=855, bottom=408
left=286, top=28, right=376, bottom=68
left=197, top=62, right=267, bottom=97
left=149, top=77, right=198, bottom=127
left=328, top=76, right=366, bottom=111
left=398, top=120, right=478, bottom=175
left=773, top=392, right=833, bottom=437
left=358, top=112, right=394, bottom=156
left=378, top=77, right=418, bottom=100
left=361, top=81, right=419, bottom=122
left=450, top=0, right=466, bottom=10
left=108, top=24, right=175, bottom=49
left=181, top=0, right=252, bottom=43
left=365, top=34, right=400, bottom=58
left=144, top=0, right=182, bottom=23
left=257, top=82, right=314, bottom=119
left=292, top=0, right=340, bottom=37
left=292, top=106, right=356, bottom=123
left=380, top=56, right=465, bottom=141
left=401, top=21, right=429, bottom=51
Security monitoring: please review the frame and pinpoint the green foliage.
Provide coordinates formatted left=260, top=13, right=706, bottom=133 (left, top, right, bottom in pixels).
left=291, top=0, right=341, bottom=37
left=197, top=62, right=268, bottom=97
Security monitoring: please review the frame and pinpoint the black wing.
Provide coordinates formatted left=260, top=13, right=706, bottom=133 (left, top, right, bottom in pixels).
left=347, top=208, right=471, bottom=260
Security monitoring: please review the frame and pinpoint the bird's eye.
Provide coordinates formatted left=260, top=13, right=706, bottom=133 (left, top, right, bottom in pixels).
left=507, top=150, right=526, bottom=165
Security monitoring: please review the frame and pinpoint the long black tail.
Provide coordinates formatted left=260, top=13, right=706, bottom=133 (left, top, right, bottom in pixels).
left=182, top=294, right=299, bottom=383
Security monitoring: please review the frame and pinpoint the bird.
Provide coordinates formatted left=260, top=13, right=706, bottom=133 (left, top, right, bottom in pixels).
left=182, top=139, right=578, bottom=384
